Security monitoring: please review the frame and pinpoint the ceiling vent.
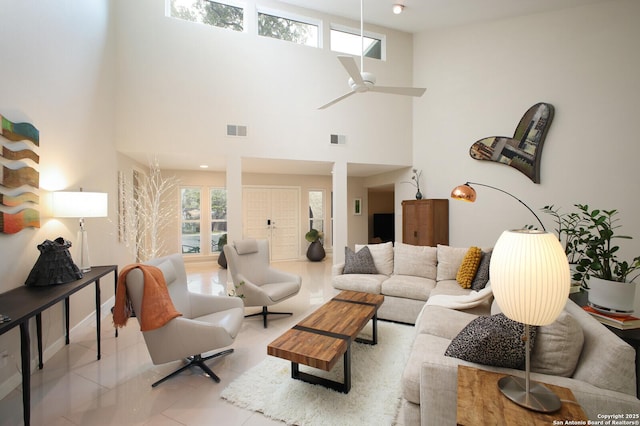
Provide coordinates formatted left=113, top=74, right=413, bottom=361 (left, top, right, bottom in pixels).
left=227, top=124, right=247, bottom=137
left=330, top=134, right=346, bottom=145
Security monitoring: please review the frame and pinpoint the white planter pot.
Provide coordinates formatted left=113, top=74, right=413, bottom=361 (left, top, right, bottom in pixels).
left=588, top=277, right=637, bottom=313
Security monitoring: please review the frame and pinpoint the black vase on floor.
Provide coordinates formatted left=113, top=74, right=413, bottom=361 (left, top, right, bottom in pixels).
left=218, top=250, right=227, bottom=268
left=306, top=241, right=326, bottom=261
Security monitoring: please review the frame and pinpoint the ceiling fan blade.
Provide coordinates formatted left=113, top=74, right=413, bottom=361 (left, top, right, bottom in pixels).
left=318, top=91, right=357, bottom=110
left=369, top=86, right=426, bottom=97
left=338, top=56, right=364, bottom=85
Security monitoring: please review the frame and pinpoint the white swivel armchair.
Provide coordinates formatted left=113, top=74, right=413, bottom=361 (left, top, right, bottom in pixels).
left=224, top=239, right=302, bottom=328
left=124, top=253, right=244, bottom=387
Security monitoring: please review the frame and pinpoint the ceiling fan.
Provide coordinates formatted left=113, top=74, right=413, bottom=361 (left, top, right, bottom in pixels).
left=318, top=0, right=426, bottom=110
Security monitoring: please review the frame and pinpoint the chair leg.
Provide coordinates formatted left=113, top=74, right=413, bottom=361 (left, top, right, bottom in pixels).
left=151, top=349, right=234, bottom=388
left=245, top=306, right=293, bottom=328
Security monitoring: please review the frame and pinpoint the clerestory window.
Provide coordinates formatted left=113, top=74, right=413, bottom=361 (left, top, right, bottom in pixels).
left=258, top=10, right=320, bottom=47
left=169, top=0, right=244, bottom=32
left=330, top=25, right=384, bottom=60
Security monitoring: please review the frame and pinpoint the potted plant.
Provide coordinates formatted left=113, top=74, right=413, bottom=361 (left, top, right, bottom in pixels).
left=541, top=205, right=590, bottom=264
left=217, top=233, right=228, bottom=268
left=305, top=229, right=326, bottom=261
left=541, top=205, right=591, bottom=289
left=572, top=204, right=640, bottom=312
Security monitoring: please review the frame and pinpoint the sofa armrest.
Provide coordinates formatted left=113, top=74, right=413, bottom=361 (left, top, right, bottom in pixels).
left=332, top=262, right=345, bottom=277
left=420, top=361, right=459, bottom=426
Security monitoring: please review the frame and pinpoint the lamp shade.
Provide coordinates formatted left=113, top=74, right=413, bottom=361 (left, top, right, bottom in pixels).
left=52, top=192, right=108, bottom=218
left=450, top=184, right=476, bottom=202
left=490, top=229, right=569, bottom=326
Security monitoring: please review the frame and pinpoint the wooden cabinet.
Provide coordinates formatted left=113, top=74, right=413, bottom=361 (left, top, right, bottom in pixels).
left=402, top=199, right=449, bottom=246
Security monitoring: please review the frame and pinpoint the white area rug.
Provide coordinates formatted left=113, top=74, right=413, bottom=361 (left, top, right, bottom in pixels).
left=221, top=321, right=414, bottom=426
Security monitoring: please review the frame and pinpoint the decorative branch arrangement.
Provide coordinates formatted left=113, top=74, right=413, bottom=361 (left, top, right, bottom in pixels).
left=403, top=168, right=423, bottom=199
left=119, top=159, right=179, bottom=261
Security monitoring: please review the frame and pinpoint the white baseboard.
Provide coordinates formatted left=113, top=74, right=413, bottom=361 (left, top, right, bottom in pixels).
left=0, top=295, right=115, bottom=401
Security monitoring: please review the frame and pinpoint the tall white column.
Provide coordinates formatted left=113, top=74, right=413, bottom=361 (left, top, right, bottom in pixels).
left=332, top=160, right=348, bottom=265
left=226, top=154, right=243, bottom=243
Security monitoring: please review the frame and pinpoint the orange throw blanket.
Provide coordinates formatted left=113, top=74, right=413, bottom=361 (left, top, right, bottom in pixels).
left=112, top=264, right=182, bottom=331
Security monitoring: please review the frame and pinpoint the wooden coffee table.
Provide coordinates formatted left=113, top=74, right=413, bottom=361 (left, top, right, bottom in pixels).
left=267, top=290, right=384, bottom=393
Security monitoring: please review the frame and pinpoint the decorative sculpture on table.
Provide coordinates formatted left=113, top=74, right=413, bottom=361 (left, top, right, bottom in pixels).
left=469, top=103, right=554, bottom=183
left=0, top=113, right=40, bottom=233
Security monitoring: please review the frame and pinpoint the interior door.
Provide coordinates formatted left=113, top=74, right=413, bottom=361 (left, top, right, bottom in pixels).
left=243, top=186, right=300, bottom=261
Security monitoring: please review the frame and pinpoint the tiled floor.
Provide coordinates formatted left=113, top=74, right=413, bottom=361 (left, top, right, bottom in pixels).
left=0, top=257, right=336, bottom=425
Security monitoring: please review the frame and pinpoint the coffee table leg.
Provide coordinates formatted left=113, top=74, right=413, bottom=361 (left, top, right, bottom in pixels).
left=290, top=346, right=351, bottom=394
left=355, top=313, right=378, bottom=345
left=343, top=346, right=351, bottom=393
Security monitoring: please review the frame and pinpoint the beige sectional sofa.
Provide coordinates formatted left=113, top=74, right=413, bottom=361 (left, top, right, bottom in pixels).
left=332, top=242, right=640, bottom=425
left=332, top=242, right=492, bottom=324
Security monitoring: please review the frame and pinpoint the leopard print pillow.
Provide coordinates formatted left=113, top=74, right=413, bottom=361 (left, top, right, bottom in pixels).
left=445, top=313, right=537, bottom=369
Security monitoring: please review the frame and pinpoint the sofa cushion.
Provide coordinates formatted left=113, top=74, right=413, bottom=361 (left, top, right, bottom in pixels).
left=382, top=275, right=435, bottom=301
left=445, top=313, right=536, bottom=369
left=393, top=242, right=437, bottom=279
left=471, top=250, right=492, bottom=290
left=415, top=304, right=478, bottom=338
left=356, top=242, right=394, bottom=276
left=343, top=246, right=377, bottom=274
left=531, top=310, right=584, bottom=377
left=332, top=273, right=386, bottom=294
left=429, top=279, right=474, bottom=297
left=456, top=247, right=482, bottom=289
left=436, top=245, right=470, bottom=281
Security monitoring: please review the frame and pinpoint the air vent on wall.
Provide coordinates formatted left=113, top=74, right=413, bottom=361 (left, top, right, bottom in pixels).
left=330, top=134, right=346, bottom=145
left=227, top=124, right=248, bottom=137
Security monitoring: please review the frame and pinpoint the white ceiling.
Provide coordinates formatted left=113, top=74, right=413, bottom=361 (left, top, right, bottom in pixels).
left=278, top=0, right=611, bottom=34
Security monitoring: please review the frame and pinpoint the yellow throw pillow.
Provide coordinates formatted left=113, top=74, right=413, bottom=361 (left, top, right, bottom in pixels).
left=456, top=246, right=483, bottom=289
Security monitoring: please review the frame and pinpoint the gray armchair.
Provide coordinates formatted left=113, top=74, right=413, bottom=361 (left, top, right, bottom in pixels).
left=224, top=239, right=302, bottom=328
left=123, top=253, right=244, bottom=387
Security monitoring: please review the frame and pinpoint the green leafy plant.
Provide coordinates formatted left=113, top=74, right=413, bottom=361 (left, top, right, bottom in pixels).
left=217, top=233, right=227, bottom=252
left=305, top=229, right=323, bottom=243
left=573, top=204, right=640, bottom=284
left=541, top=205, right=590, bottom=264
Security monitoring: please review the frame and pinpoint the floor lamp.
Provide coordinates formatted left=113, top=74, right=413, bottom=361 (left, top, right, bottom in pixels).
left=451, top=182, right=569, bottom=412
left=53, top=191, right=108, bottom=272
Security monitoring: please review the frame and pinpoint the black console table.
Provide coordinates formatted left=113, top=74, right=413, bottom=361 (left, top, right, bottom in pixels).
left=0, top=265, right=117, bottom=426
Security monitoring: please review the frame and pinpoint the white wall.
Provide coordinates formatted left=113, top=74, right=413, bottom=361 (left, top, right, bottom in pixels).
left=0, top=0, right=127, bottom=396
left=413, top=0, right=640, bottom=298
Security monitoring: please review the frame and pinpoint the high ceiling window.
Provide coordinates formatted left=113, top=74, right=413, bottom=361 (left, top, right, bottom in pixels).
left=258, top=11, right=319, bottom=47
left=169, top=0, right=244, bottom=32
left=330, top=26, right=383, bottom=60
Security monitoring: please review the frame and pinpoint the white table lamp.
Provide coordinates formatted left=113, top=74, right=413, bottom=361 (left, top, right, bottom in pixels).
left=490, top=229, right=570, bottom=412
left=52, top=191, right=108, bottom=272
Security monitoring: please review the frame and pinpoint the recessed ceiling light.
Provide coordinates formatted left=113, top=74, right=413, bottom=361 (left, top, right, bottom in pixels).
left=199, top=164, right=209, bottom=169
left=392, top=4, right=404, bottom=15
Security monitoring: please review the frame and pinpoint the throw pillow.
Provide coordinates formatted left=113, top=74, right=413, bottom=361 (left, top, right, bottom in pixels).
left=456, top=246, right=483, bottom=289
left=343, top=246, right=378, bottom=274
left=356, top=242, right=394, bottom=275
left=531, top=310, right=584, bottom=377
left=436, top=245, right=471, bottom=281
left=393, top=242, right=437, bottom=279
left=471, top=250, right=492, bottom=290
left=445, top=313, right=537, bottom=369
